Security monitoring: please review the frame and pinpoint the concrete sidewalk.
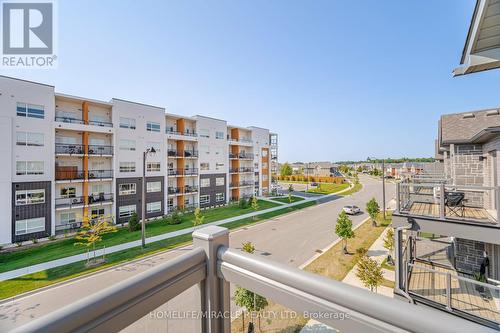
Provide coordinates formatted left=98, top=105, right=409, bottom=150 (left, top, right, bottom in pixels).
left=0, top=193, right=333, bottom=282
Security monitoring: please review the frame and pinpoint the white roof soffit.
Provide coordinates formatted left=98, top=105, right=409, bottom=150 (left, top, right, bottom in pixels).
left=454, top=0, right=500, bottom=76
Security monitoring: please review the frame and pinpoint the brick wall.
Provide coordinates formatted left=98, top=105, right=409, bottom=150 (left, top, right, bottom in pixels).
left=451, top=144, right=484, bottom=186
left=455, top=238, right=485, bottom=274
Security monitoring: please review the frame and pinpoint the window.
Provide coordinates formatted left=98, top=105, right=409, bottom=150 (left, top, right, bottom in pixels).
left=147, top=141, right=161, bottom=152
left=119, top=139, right=136, bottom=151
left=60, top=187, right=76, bottom=198
left=199, top=129, right=209, bottom=138
left=119, top=183, right=136, bottom=195
left=215, top=131, right=224, bottom=139
left=17, top=103, right=44, bottom=119
left=91, top=208, right=105, bottom=219
left=216, top=177, right=225, bottom=186
left=147, top=201, right=162, bottom=214
left=201, top=178, right=210, bottom=188
left=200, top=163, right=209, bottom=171
left=16, top=132, right=44, bottom=146
left=16, top=189, right=45, bottom=205
left=200, top=195, right=210, bottom=204
left=120, top=162, right=136, bottom=172
left=147, top=121, right=160, bottom=132
left=60, top=212, right=76, bottom=225
left=216, top=193, right=225, bottom=202
left=147, top=162, right=161, bottom=172
left=15, top=217, right=45, bottom=235
left=119, top=117, right=136, bottom=129
left=147, top=181, right=161, bottom=193
left=216, top=163, right=224, bottom=171
left=119, top=204, right=136, bottom=218
left=16, top=161, right=43, bottom=175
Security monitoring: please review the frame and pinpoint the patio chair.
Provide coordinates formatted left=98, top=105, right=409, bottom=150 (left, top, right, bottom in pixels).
left=445, top=191, right=465, bottom=217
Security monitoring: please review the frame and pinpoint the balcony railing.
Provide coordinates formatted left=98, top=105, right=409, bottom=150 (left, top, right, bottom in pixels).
left=55, top=116, right=113, bottom=128
left=55, top=144, right=113, bottom=156
left=229, top=167, right=253, bottom=173
left=167, top=168, right=199, bottom=176
left=168, top=186, right=198, bottom=195
left=88, top=170, right=114, bottom=179
left=229, top=181, right=254, bottom=188
left=15, top=226, right=491, bottom=333
left=396, top=182, right=500, bottom=225
left=55, top=169, right=113, bottom=181
left=166, top=129, right=197, bottom=137
left=55, top=193, right=113, bottom=209
left=88, top=192, right=114, bottom=204
left=228, top=137, right=253, bottom=144
left=229, top=153, right=253, bottom=159
left=183, top=150, right=198, bottom=158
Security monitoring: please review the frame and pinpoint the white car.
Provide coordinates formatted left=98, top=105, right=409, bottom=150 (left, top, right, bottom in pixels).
left=343, top=205, right=361, bottom=215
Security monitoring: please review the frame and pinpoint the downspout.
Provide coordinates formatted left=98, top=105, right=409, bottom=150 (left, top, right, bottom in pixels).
left=394, top=223, right=414, bottom=303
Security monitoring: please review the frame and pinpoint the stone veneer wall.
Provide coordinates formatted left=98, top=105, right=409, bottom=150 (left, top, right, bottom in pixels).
left=450, top=144, right=484, bottom=186
left=455, top=238, right=485, bottom=274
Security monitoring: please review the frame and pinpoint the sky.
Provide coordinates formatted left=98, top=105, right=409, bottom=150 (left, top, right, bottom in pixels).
left=2, top=0, right=500, bottom=163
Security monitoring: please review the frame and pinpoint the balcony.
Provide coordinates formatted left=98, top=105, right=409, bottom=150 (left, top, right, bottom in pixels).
left=228, top=137, right=253, bottom=146
left=229, top=167, right=253, bottom=174
left=55, top=144, right=113, bottom=156
left=55, top=193, right=113, bottom=209
left=166, top=129, right=198, bottom=141
left=55, top=168, right=113, bottom=181
left=55, top=116, right=113, bottom=128
left=229, top=153, right=253, bottom=160
left=167, top=168, right=198, bottom=177
left=88, top=192, right=114, bottom=205
left=167, top=186, right=198, bottom=195
left=17, top=226, right=489, bottom=333
left=229, top=181, right=254, bottom=189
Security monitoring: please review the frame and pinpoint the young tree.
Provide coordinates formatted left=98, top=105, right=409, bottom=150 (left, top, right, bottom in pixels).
left=356, top=255, right=384, bottom=292
left=383, top=228, right=395, bottom=265
left=366, top=198, right=380, bottom=227
left=75, top=215, right=117, bottom=264
left=234, top=242, right=268, bottom=331
left=335, top=211, right=355, bottom=254
left=288, top=184, right=294, bottom=203
left=193, top=208, right=205, bottom=229
left=280, top=162, right=293, bottom=177
left=251, top=196, right=259, bottom=220
left=128, top=212, right=140, bottom=232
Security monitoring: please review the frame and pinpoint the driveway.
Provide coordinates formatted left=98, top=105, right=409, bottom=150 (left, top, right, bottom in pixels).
left=0, top=175, right=395, bottom=332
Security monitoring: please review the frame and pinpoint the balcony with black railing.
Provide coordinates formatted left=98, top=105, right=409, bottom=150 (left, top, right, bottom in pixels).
left=55, top=116, right=113, bottom=128
left=167, top=168, right=199, bottom=176
left=55, top=196, right=85, bottom=209
left=166, top=129, right=197, bottom=137
left=229, top=167, right=253, bottom=174
left=55, top=143, right=113, bottom=156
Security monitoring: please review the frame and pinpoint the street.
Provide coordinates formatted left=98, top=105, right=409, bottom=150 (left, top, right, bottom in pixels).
left=0, top=175, right=395, bottom=332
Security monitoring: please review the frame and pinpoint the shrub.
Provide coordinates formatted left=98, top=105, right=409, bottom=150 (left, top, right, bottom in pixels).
left=167, top=211, right=182, bottom=225
left=48, top=235, right=56, bottom=241
left=31, top=238, right=38, bottom=244
left=239, top=198, right=248, bottom=209
left=128, top=212, right=140, bottom=232
left=356, top=247, right=368, bottom=257
left=16, top=241, right=23, bottom=247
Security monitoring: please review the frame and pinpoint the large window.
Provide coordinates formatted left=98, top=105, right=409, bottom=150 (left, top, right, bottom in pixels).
left=16, top=189, right=45, bottom=205
left=216, top=177, right=225, bottom=186
left=60, top=212, right=76, bottom=225
left=215, top=131, right=224, bottom=139
left=216, top=193, right=225, bottom=202
left=198, top=129, right=209, bottom=138
left=60, top=187, right=76, bottom=198
left=120, top=162, right=136, bottom=173
left=200, top=163, right=209, bottom=171
left=119, top=117, right=136, bottom=129
left=119, top=204, right=136, bottom=218
left=147, top=181, right=161, bottom=193
left=16, top=161, right=43, bottom=175
left=16, top=132, right=44, bottom=146
left=201, top=178, right=210, bottom=188
left=147, top=201, right=162, bottom=214
left=200, top=195, right=210, bottom=204
left=147, top=162, right=161, bottom=172
left=119, top=139, right=136, bottom=151
left=119, top=183, right=136, bottom=195
left=17, top=102, right=44, bottom=119
left=147, top=121, right=160, bottom=132
left=15, top=217, right=45, bottom=235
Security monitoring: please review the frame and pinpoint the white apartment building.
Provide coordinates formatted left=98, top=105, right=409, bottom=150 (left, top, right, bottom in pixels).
left=0, top=75, right=277, bottom=245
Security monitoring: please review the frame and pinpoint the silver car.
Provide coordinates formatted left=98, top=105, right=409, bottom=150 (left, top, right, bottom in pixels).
left=343, top=205, right=361, bottom=215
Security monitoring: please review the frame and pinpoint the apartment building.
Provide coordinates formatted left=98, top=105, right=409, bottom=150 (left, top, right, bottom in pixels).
left=393, top=108, right=500, bottom=329
left=0, top=75, right=277, bottom=245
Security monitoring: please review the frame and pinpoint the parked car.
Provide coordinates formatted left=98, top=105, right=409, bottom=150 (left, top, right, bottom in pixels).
left=310, top=182, right=318, bottom=186
left=343, top=205, right=361, bottom=215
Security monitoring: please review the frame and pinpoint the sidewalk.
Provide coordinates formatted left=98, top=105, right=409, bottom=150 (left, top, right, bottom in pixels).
left=0, top=192, right=333, bottom=282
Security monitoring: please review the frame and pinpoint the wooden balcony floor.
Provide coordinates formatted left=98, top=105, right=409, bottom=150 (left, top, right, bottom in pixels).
left=409, top=262, right=500, bottom=323
left=408, top=202, right=495, bottom=222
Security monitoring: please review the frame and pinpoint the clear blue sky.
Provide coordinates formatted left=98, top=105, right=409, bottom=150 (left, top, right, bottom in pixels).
left=3, top=0, right=500, bottom=163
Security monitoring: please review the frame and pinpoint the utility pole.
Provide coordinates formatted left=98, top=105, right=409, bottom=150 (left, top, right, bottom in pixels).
left=141, top=147, right=156, bottom=248
left=382, top=159, right=386, bottom=220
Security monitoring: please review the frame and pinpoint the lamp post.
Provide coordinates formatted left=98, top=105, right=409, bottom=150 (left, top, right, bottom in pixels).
left=368, top=157, right=386, bottom=220
left=142, top=147, right=157, bottom=248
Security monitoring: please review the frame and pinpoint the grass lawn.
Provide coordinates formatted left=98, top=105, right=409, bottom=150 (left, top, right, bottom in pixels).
left=338, top=182, right=362, bottom=196
left=0, top=201, right=315, bottom=300
left=0, top=200, right=279, bottom=274
left=306, top=182, right=349, bottom=194
left=381, top=257, right=395, bottom=271
left=270, top=195, right=305, bottom=204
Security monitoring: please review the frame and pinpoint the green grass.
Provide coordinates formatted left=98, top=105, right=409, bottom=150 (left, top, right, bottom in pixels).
left=270, top=195, right=305, bottom=204
left=0, top=200, right=279, bottom=273
left=381, top=257, right=395, bottom=271
left=0, top=201, right=316, bottom=300
left=306, top=182, right=349, bottom=194
left=338, top=182, right=363, bottom=196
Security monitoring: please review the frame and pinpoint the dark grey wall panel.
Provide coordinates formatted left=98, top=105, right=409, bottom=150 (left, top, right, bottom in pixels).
left=199, top=173, right=227, bottom=208
left=12, top=181, right=51, bottom=242
left=116, top=176, right=164, bottom=224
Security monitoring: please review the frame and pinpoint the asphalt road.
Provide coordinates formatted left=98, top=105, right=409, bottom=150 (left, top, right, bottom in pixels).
left=0, top=175, right=395, bottom=332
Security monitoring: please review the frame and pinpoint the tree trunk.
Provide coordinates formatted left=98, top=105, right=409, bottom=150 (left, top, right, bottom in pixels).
left=372, top=219, right=377, bottom=227
left=242, top=311, right=245, bottom=333
left=343, top=240, right=348, bottom=255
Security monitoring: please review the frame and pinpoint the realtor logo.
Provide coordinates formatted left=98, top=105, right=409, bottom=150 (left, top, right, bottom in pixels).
left=1, top=0, right=57, bottom=68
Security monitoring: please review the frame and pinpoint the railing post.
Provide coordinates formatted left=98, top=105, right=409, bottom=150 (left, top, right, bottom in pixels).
left=396, top=183, right=400, bottom=212
left=446, top=272, right=452, bottom=311
left=193, top=226, right=231, bottom=333
left=439, top=184, right=445, bottom=219
left=496, top=187, right=500, bottom=224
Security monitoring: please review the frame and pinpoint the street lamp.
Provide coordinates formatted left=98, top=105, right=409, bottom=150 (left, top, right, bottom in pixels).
left=368, top=157, right=386, bottom=220
left=142, top=146, right=157, bottom=248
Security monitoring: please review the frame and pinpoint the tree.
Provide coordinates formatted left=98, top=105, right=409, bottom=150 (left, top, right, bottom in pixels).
left=128, top=212, right=140, bottom=232
left=288, top=184, right=294, bottom=203
left=251, top=196, right=259, bottom=220
left=383, top=228, right=395, bottom=265
left=356, top=255, right=384, bottom=292
left=75, top=215, right=117, bottom=264
left=193, top=208, right=205, bottom=229
left=234, top=242, right=268, bottom=332
left=366, top=198, right=380, bottom=227
left=280, top=162, right=293, bottom=177
left=357, top=166, right=363, bottom=173
left=335, top=211, right=355, bottom=254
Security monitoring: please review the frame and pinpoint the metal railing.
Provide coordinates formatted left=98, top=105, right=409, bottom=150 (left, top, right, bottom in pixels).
left=55, top=117, right=112, bottom=127
left=55, top=144, right=113, bottom=156
left=88, top=193, right=113, bottom=204
left=55, top=196, right=85, bottom=208
left=88, top=145, right=113, bottom=156
left=396, top=182, right=500, bottom=225
left=88, top=170, right=114, bottom=179
left=229, top=181, right=254, bottom=188
left=166, top=129, right=197, bottom=137
left=168, top=186, right=199, bottom=194
left=167, top=168, right=199, bottom=176
left=11, top=226, right=493, bottom=333
left=229, top=167, right=253, bottom=173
